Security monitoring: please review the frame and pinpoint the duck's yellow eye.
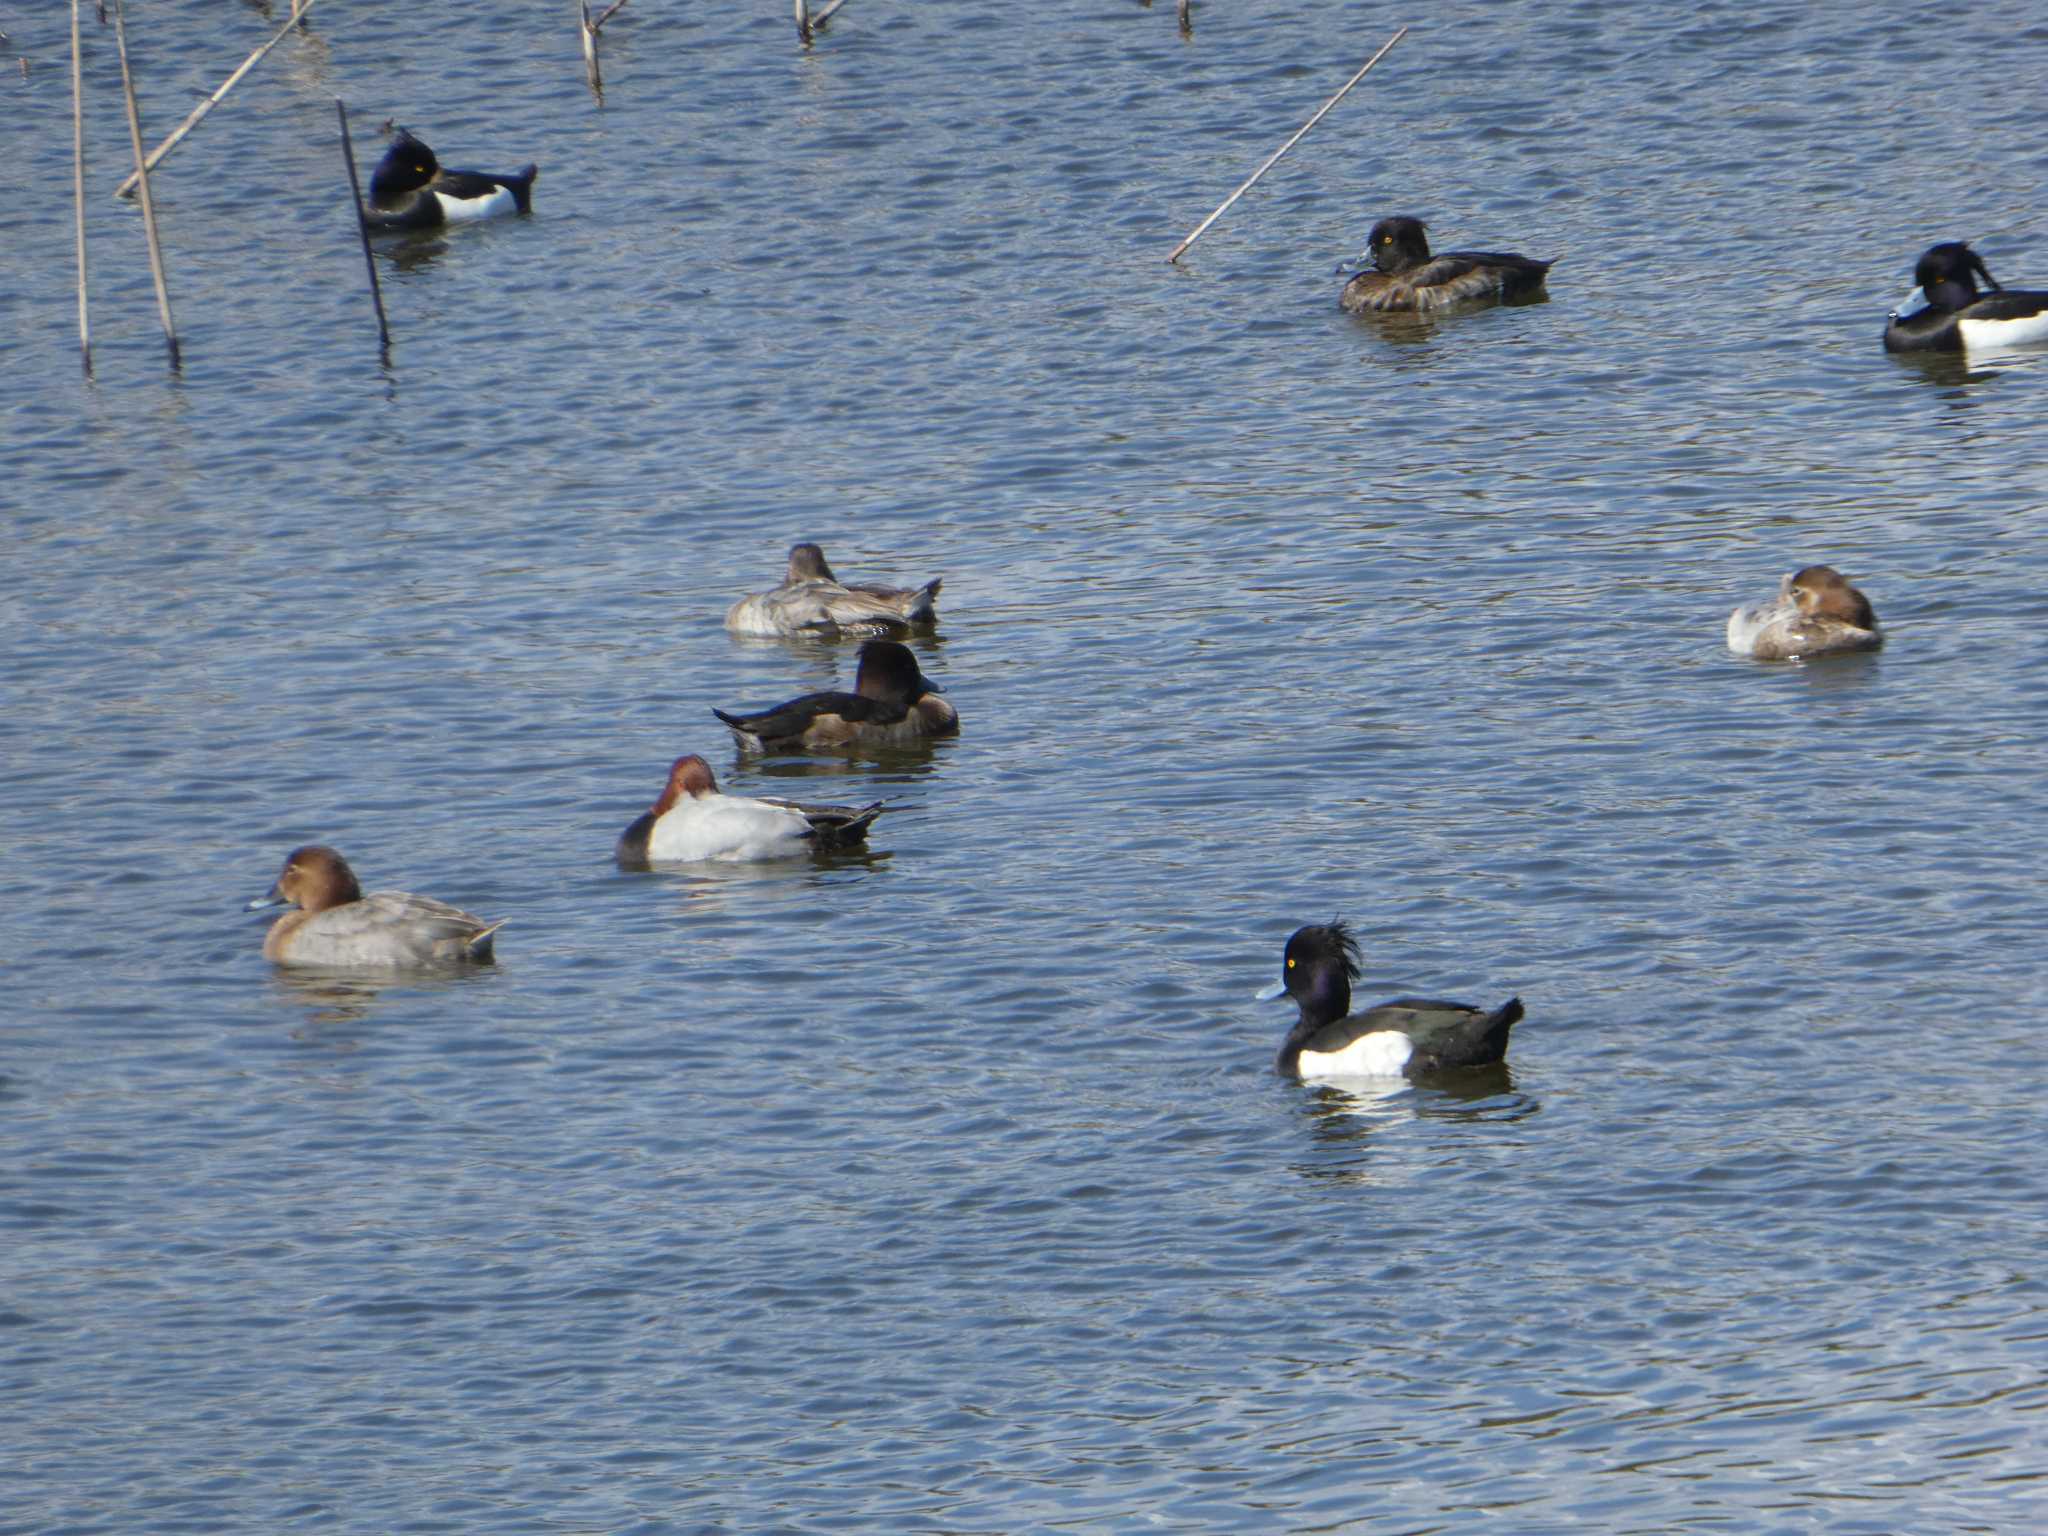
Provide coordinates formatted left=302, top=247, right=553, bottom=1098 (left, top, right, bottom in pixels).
left=1379, top=234, right=1391, bottom=245
left=1286, top=957, right=1295, bottom=969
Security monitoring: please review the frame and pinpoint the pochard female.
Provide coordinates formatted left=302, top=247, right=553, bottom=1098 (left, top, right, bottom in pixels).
left=1884, top=242, right=2048, bottom=353
left=1726, top=565, right=1882, bottom=661
left=713, top=639, right=956, bottom=750
left=1257, top=920, right=1523, bottom=1079
left=364, top=129, right=538, bottom=232
left=726, top=542, right=942, bottom=638
left=615, top=754, right=885, bottom=866
left=1340, top=216, right=1554, bottom=313
left=248, top=845, right=501, bottom=967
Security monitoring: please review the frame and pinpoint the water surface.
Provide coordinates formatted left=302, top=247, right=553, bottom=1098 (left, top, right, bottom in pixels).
left=4, top=2, right=2046, bottom=1530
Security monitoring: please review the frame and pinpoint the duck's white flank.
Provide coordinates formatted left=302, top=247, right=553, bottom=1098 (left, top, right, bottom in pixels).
left=1296, top=1030, right=1415, bottom=1079
left=646, top=793, right=813, bottom=862
left=433, top=185, right=518, bottom=223
left=1958, top=310, right=2048, bottom=350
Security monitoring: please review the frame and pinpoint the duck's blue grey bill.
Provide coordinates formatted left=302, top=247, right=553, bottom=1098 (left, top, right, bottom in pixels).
left=246, top=891, right=285, bottom=911
left=1255, top=980, right=1286, bottom=1001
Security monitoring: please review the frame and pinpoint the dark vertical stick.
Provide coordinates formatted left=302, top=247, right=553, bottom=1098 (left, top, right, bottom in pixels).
left=1178, top=0, right=1192, bottom=34
left=71, top=0, right=92, bottom=374
left=110, top=0, right=179, bottom=368
left=335, top=99, right=391, bottom=357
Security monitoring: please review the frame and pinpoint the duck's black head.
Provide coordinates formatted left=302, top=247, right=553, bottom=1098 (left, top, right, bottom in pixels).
left=369, top=130, right=440, bottom=203
left=1269, top=920, right=1361, bottom=1027
left=1366, top=217, right=1433, bottom=275
left=787, top=542, right=836, bottom=582
left=1913, top=241, right=2000, bottom=312
left=854, top=639, right=940, bottom=703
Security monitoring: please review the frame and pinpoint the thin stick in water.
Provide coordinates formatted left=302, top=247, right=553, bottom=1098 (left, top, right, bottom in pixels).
left=113, top=0, right=320, bottom=199
left=581, top=0, right=626, bottom=92
left=335, top=99, right=392, bottom=358
left=1165, top=25, right=1407, bottom=265
left=71, top=0, right=91, bottom=374
left=797, top=0, right=850, bottom=44
left=110, top=0, right=179, bottom=368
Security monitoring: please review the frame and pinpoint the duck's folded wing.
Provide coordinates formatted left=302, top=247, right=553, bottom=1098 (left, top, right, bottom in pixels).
left=1965, top=290, right=2048, bottom=324
left=1381, top=996, right=1523, bottom=1072
left=844, top=577, right=942, bottom=625
left=713, top=689, right=902, bottom=738
left=763, top=797, right=887, bottom=846
left=1412, top=252, right=1549, bottom=299
left=327, top=892, right=495, bottom=963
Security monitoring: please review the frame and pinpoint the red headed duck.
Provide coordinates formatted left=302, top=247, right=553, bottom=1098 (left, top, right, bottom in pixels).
left=1726, top=565, right=1882, bottom=661
left=615, top=754, right=884, bottom=866
left=248, top=845, right=501, bottom=968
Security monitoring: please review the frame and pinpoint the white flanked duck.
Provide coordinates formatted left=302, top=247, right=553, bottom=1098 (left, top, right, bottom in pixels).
left=1257, top=920, right=1523, bottom=1079
left=713, top=639, right=956, bottom=751
left=615, top=754, right=884, bottom=866
left=1884, top=241, right=2048, bottom=354
left=1726, top=565, right=1882, bottom=661
left=725, top=542, right=942, bottom=638
left=364, top=129, right=538, bottom=233
left=249, top=845, right=501, bottom=967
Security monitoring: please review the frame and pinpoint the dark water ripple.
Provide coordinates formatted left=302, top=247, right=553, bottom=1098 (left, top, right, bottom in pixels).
left=4, top=0, right=2048, bottom=1531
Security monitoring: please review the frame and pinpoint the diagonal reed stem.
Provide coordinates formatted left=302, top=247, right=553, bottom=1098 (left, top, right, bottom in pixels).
left=113, top=0, right=320, bottom=199
left=1166, top=26, right=1408, bottom=264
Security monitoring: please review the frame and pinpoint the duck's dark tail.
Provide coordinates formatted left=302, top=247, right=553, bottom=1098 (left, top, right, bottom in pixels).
left=506, top=164, right=539, bottom=214
left=466, top=920, right=506, bottom=963
left=811, top=801, right=887, bottom=849
left=1477, top=997, right=1524, bottom=1062
left=905, top=577, right=941, bottom=626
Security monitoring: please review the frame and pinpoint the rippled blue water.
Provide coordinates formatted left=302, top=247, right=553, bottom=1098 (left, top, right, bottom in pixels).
left=4, top=1, right=2047, bottom=1530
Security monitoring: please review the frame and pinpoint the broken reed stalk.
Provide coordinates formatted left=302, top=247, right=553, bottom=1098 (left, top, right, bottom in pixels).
left=580, top=0, right=627, bottom=92
left=71, top=0, right=91, bottom=373
left=113, top=0, right=320, bottom=199
left=110, top=0, right=180, bottom=368
left=1178, top=0, right=1192, bottom=33
left=335, top=99, right=392, bottom=357
left=796, top=0, right=850, bottom=44
left=580, top=1, right=599, bottom=90
left=1165, top=25, right=1407, bottom=264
